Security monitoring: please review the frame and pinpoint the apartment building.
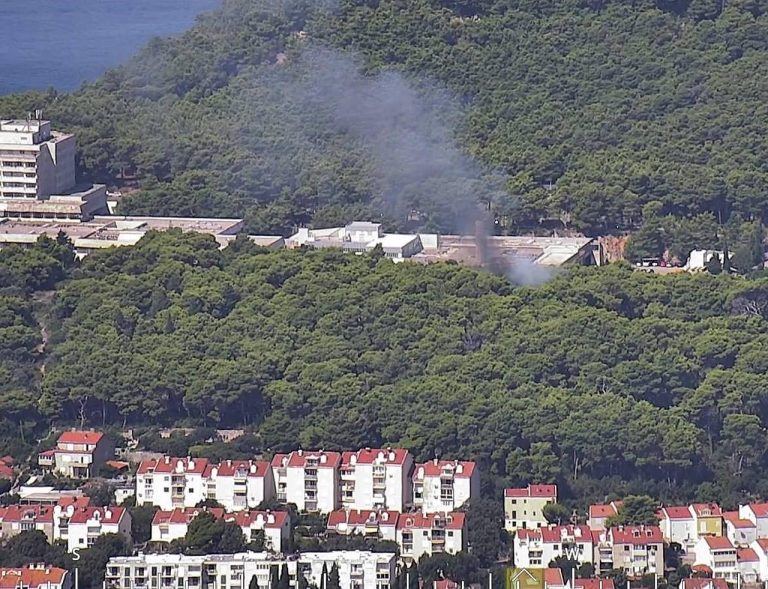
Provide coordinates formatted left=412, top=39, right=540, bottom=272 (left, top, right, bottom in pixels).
left=37, top=431, right=114, bottom=479
left=271, top=450, right=341, bottom=513
left=412, top=460, right=478, bottom=514
left=0, top=565, right=71, bottom=589
left=589, top=502, right=621, bottom=531
left=135, top=457, right=211, bottom=510
left=679, top=580, right=729, bottom=589
left=339, top=448, right=412, bottom=511
left=327, top=509, right=399, bottom=542
left=737, top=547, right=760, bottom=584
left=64, top=506, right=131, bottom=552
left=750, top=539, right=768, bottom=583
left=0, top=119, right=107, bottom=222
left=505, top=484, right=558, bottom=530
left=739, top=503, right=768, bottom=538
left=723, top=511, right=757, bottom=548
left=694, top=536, right=738, bottom=581
left=203, top=459, right=274, bottom=510
left=151, top=507, right=290, bottom=553
left=607, top=526, right=664, bottom=577
left=690, top=503, right=724, bottom=538
left=658, top=506, right=696, bottom=550
left=105, top=551, right=397, bottom=589
left=514, top=525, right=593, bottom=568
left=396, top=512, right=466, bottom=562
left=0, top=505, right=55, bottom=542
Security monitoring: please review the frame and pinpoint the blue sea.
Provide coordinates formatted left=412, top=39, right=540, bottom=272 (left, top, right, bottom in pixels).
left=0, top=0, right=222, bottom=94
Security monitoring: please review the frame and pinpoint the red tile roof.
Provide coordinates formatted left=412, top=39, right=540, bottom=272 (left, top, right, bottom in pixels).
left=543, top=568, right=564, bottom=588
left=137, top=456, right=210, bottom=475
left=0, top=464, right=13, bottom=480
left=505, top=484, right=557, bottom=498
left=152, top=507, right=225, bottom=526
left=68, top=506, right=126, bottom=525
left=723, top=511, right=755, bottom=529
left=206, top=459, right=270, bottom=478
left=518, top=524, right=592, bottom=543
left=738, top=548, right=759, bottom=562
left=341, top=448, right=410, bottom=467
left=0, top=567, right=68, bottom=588
left=609, top=525, right=663, bottom=545
left=691, top=503, right=722, bottom=517
left=680, top=578, right=728, bottom=589
left=702, top=536, right=735, bottom=550
left=590, top=504, right=619, bottom=519
left=225, top=510, right=289, bottom=529
left=327, top=509, right=399, bottom=529
left=57, top=496, right=91, bottom=509
left=745, top=503, right=768, bottom=518
left=57, top=431, right=104, bottom=445
left=756, top=538, right=768, bottom=552
left=573, top=579, right=616, bottom=589
left=413, top=460, right=475, bottom=479
left=271, top=451, right=341, bottom=469
left=435, top=581, right=459, bottom=589
left=661, top=506, right=694, bottom=520
left=397, top=512, right=465, bottom=530
left=0, top=505, right=55, bottom=524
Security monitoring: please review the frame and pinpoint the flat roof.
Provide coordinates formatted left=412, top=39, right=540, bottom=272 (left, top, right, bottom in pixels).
left=92, top=216, right=243, bottom=233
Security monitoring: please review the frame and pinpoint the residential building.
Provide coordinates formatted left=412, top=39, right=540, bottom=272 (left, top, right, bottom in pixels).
left=504, top=484, right=558, bottom=531
left=588, top=503, right=620, bottom=531
left=135, top=457, right=211, bottom=510
left=693, top=536, right=738, bottom=581
left=678, top=579, right=729, bottom=589
left=739, top=503, right=768, bottom=538
left=412, top=459, right=478, bottom=514
left=737, top=548, right=759, bottom=584
left=0, top=565, right=71, bottom=589
left=151, top=507, right=291, bottom=553
left=37, top=431, right=114, bottom=479
left=63, top=506, right=131, bottom=552
left=607, top=526, right=664, bottom=577
left=690, top=503, right=724, bottom=538
left=658, top=506, right=696, bottom=551
left=397, top=512, right=466, bottom=562
left=327, top=509, right=399, bottom=542
left=339, top=448, right=412, bottom=512
left=0, top=505, right=55, bottom=543
left=0, top=119, right=108, bottom=222
left=203, top=459, right=274, bottom=511
left=514, top=525, right=593, bottom=569
left=544, top=568, right=566, bottom=589
left=723, top=511, right=757, bottom=548
left=105, top=551, right=397, bottom=589
left=750, top=539, right=768, bottom=583
left=572, top=579, right=616, bottom=589
left=271, top=450, right=341, bottom=513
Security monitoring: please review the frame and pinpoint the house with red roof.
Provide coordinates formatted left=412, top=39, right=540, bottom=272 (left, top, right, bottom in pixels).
left=591, top=526, right=663, bottom=577
left=658, top=505, right=696, bottom=550
left=749, top=538, right=768, bottom=583
left=204, top=459, right=274, bottom=511
left=737, top=547, right=759, bottom=583
left=572, top=579, right=616, bottom=589
left=37, top=430, right=113, bottom=479
left=514, top=525, right=594, bottom=569
left=543, top=568, right=566, bottom=589
left=397, top=511, right=466, bottom=561
left=271, top=450, right=342, bottom=513
left=723, top=511, right=757, bottom=548
left=339, top=448, right=413, bottom=512
left=678, top=579, right=729, bottom=589
left=412, top=459, right=478, bottom=514
left=739, top=503, right=768, bottom=538
left=64, top=506, right=131, bottom=552
left=327, top=509, right=398, bottom=542
left=694, top=535, right=738, bottom=582
left=504, top=484, right=558, bottom=531
left=588, top=502, right=621, bottom=531
left=690, top=503, right=724, bottom=539
left=0, top=505, right=56, bottom=543
left=0, top=565, right=71, bottom=589
left=135, top=456, right=211, bottom=510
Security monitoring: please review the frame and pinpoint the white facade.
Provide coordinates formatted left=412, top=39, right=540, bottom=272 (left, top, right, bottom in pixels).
left=204, top=460, right=274, bottom=511
left=412, top=460, right=478, bottom=514
left=340, top=449, right=412, bottom=512
left=659, top=507, right=697, bottom=550
left=725, top=518, right=757, bottom=548
left=136, top=457, right=209, bottom=510
left=105, top=551, right=397, bottom=589
left=750, top=540, right=768, bottom=583
left=397, top=512, right=466, bottom=562
left=514, top=525, right=593, bottom=569
left=694, top=537, right=739, bottom=581
left=63, top=507, right=131, bottom=553
left=272, top=451, right=340, bottom=513
left=327, top=510, right=399, bottom=542
left=739, top=504, right=768, bottom=538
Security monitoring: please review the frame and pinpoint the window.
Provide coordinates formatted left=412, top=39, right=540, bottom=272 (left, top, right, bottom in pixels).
left=624, top=546, right=630, bottom=551
left=448, top=532, right=454, bottom=537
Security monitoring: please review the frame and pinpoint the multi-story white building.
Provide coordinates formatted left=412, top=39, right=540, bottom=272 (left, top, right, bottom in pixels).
left=739, top=503, right=768, bottom=538
left=151, top=507, right=290, bottom=553
left=396, top=512, right=466, bottom=562
left=37, top=431, right=114, bottom=479
left=514, top=525, right=593, bottom=569
left=412, top=460, right=478, bottom=514
left=750, top=539, right=768, bottom=583
left=504, top=484, right=558, bottom=530
left=135, top=457, right=211, bottom=510
left=658, top=505, right=696, bottom=551
left=62, top=506, right=131, bottom=552
left=327, top=509, right=400, bottom=542
left=339, top=448, right=412, bottom=512
left=723, top=511, right=757, bottom=548
left=105, top=551, right=397, bottom=589
left=271, top=450, right=341, bottom=513
left=737, top=547, right=760, bottom=584
left=203, top=459, right=274, bottom=510
left=0, top=118, right=107, bottom=222
left=694, top=536, right=739, bottom=581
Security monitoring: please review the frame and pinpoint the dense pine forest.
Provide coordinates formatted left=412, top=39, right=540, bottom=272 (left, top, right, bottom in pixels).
left=3, top=232, right=768, bottom=509
left=0, top=0, right=766, bottom=234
